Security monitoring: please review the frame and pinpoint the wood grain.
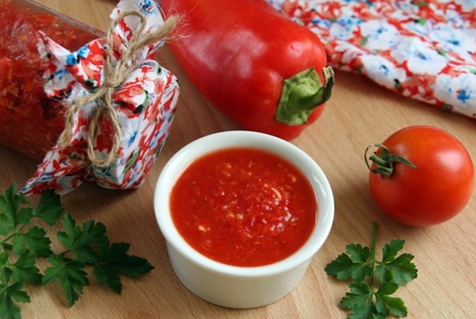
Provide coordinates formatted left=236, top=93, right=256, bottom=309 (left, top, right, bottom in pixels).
left=1, top=1, right=475, bottom=318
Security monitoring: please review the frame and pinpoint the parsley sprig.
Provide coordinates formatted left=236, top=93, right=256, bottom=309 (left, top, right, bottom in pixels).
left=325, top=222, right=418, bottom=318
left=0, top=185, right=154, bottom=319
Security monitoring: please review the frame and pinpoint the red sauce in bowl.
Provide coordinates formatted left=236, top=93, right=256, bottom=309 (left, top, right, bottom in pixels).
left=170, top=147, right=317, bottom=267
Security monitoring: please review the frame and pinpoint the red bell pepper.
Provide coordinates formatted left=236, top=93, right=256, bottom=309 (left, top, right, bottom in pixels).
left=160, top=0, right=334, bottom=140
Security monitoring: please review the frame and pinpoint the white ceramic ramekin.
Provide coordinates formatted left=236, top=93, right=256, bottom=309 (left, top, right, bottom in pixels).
left=154, top=131, right=334, bottom=309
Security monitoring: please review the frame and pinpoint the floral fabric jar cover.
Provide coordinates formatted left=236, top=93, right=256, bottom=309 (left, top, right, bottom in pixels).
left=268, top=0, right=476, bottom=118
left=22, top=0, right=180, bottom=195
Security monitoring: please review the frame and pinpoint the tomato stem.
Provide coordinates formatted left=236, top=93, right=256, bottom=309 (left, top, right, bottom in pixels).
left=365, top=143, right=416, bottom=177
left=275, top=66, right=334, bottom=125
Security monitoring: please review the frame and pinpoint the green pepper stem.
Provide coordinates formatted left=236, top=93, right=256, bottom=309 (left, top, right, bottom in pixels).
left=276, top=66, right=335, bottom=125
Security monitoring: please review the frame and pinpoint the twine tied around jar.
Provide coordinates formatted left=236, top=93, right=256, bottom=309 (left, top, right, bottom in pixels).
left=57, top=10, right=178, bottom=168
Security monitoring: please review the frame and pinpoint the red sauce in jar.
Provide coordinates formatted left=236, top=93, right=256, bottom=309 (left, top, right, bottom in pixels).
left=0, top=0, right=103, bottom=160
left=170, top=147, right=317, bottom=267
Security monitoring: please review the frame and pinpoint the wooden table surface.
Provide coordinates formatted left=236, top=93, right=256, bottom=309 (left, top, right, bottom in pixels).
left=2, top=1, right=475, bottom=318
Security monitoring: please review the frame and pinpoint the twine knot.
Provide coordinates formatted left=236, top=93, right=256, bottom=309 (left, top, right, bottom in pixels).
left=57, top=10, right=178, bottom=167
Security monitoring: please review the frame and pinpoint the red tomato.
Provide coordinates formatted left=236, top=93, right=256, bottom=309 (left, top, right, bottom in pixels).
left=367, top=126, right=474, bottom=226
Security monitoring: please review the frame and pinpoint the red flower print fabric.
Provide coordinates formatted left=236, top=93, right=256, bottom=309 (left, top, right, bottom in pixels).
left=268, top=0, right=476, bottom=118
left=21, top=0, right=179, bottom=195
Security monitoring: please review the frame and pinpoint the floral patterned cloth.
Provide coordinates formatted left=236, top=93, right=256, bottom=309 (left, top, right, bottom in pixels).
left=267, top=0, right=476, bottom=118
left=21, top=0, right=179, bottom=195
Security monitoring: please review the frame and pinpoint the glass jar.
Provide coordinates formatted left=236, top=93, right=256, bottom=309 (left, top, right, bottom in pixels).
left=0, top=0, right=104, bottom=160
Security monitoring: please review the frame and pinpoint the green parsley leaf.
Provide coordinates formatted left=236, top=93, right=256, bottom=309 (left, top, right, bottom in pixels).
left=57, top=213, right=106, bottom=263
left=375, top=252, right=417, bottom=285
left=0, top=252, right=13, bottom=284
left=340, top=282, right=372, bottom=309
left=93, top=240, right=154, bottom=294
left=12, top=226, right=52, bottom=257
left=32, top=189, right=63, bottom=226
left=325, top=222, right=417, bottom=319
left=325, top=244, right=372, bottom=282
left=0, top=282, right=30, bottom=319
left=12, top=254, right=42, bottom=285
left=42, top=255, right=89, bottom=307
left=381, top=239, right=405, bottom=262
left=0, top=185, right=29, bottom=235
left=0, top=184, right=154, bottom=317
left=375, top=282, right=407, bottom=317
left=93, top=265, right=122, bottom=294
